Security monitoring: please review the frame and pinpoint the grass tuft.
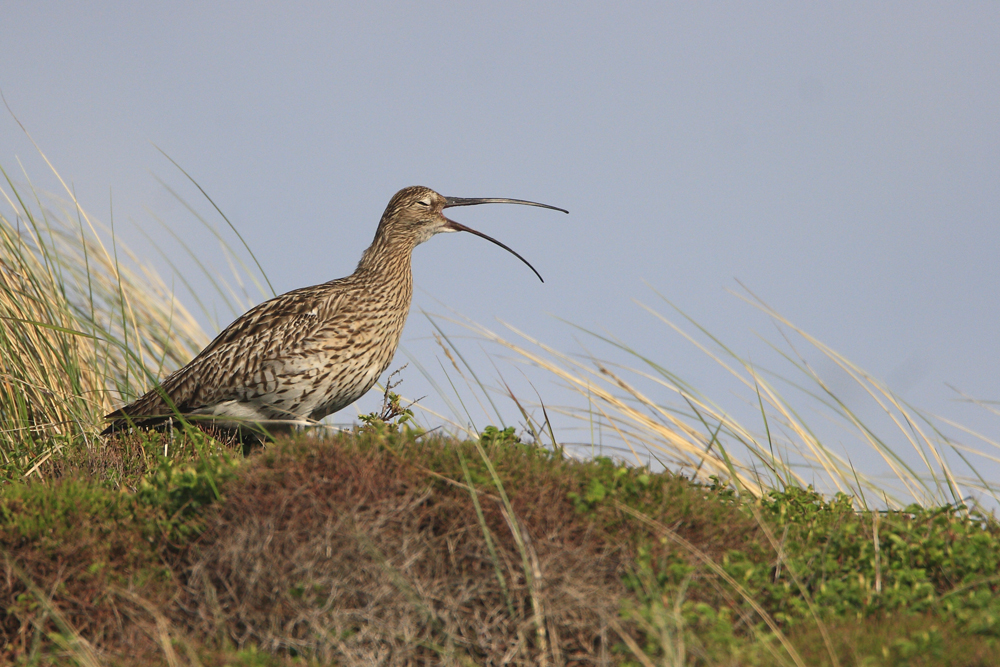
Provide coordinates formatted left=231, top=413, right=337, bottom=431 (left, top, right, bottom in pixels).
left=0, top=171, right=208, bottom=469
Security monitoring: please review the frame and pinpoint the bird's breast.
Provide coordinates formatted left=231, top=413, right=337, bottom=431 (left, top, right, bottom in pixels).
left=298, top=298, right=411, bottom=420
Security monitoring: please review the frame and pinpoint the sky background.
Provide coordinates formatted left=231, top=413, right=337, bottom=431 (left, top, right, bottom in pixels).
left=2, top=3, right=998, bottom=499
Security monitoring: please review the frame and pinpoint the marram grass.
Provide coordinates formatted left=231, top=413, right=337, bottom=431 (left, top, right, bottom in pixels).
left=415, top=295, right=999, bottom=513
left=0, top=166, right=207, bottom=467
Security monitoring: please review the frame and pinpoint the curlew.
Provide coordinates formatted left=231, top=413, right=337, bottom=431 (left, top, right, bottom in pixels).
left=103, top=186, right=566, bottom=438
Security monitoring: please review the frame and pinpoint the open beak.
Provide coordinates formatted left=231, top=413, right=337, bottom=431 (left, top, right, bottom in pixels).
left=442, top=196, right=568, bottom=283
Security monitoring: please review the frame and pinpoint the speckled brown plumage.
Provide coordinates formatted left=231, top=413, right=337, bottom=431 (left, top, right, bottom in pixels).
left=103, top=186, right=565, bottom=436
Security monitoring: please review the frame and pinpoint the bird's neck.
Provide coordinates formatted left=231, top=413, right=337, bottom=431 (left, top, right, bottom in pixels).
left=354, top=232, right=416, bottom=299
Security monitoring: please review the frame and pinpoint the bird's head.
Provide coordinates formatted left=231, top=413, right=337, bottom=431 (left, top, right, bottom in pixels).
left=375, top=185, right=567, bottom=282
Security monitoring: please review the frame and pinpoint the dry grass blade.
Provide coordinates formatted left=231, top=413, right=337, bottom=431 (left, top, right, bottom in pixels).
left=604, top=614, right=657, bottom=667
left=112, top=587, right=183, bottom=667
left=498, top=503, right=550, bottom=667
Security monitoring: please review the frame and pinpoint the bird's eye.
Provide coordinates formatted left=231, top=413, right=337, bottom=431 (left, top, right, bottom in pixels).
left=416, top=199, right=430, bottom=207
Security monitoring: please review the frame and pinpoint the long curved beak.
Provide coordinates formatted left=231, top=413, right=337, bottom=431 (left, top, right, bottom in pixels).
left=442, top=196, right=567, bottom=283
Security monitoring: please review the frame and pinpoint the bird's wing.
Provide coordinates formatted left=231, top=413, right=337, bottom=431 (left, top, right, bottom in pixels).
left=105, top=282, right=350, bottom=426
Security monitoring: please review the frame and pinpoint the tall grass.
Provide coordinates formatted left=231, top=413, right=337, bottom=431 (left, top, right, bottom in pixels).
left=0, top=165, right=208, bottom=467
left=415, top=298, right=999, bottom=512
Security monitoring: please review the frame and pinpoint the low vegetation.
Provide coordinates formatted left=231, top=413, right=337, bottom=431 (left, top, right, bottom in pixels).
left=1, top=159, right=998, bottom=664
left=2, top=427, right=999, bottom=665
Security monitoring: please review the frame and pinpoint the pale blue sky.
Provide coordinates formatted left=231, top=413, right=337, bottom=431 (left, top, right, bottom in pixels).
left=3, top=3, right=998, bottom=493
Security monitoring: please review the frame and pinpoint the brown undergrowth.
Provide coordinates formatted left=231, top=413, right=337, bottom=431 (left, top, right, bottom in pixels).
left=178, top=431, right=757, bottom=665
left=5, top=430, right=1000, bottom=665
left=0, top=431, right=231, bottom=665
left=1, top=430, right=763, bottom=665
left=0, top=475, right=174, bottom=664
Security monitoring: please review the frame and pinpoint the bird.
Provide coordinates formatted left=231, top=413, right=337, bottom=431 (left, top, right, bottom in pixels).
left=102, top=185, right=567, bottom=439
